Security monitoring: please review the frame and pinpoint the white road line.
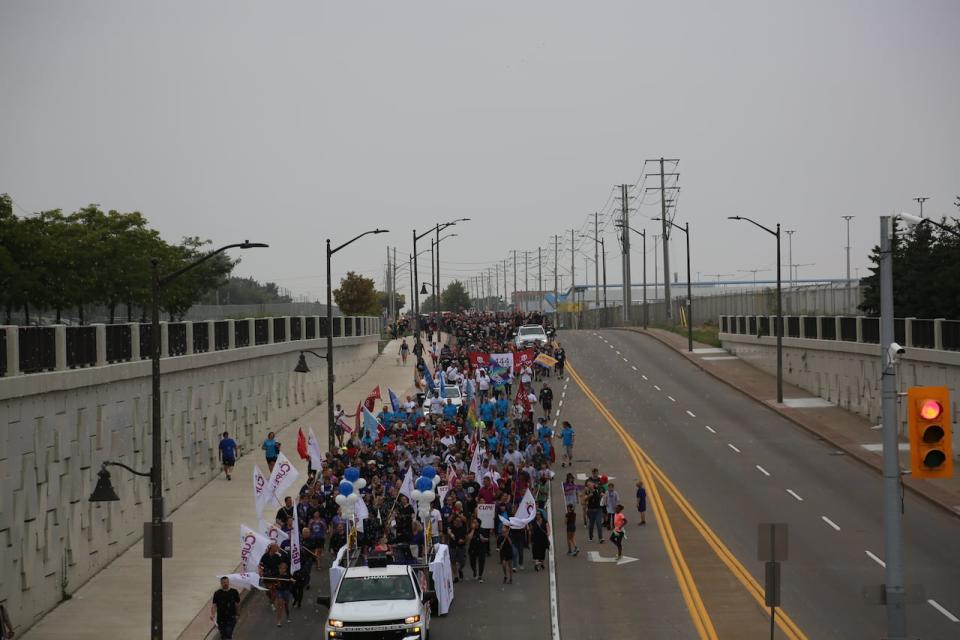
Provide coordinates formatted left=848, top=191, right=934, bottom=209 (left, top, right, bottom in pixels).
left=786, top=489, right=804, bottom=502
left=653, top=385, right=661, bottom=391
left=755, top=465, right=771, bottom=477
left=558, top=400, right=564, bottom=408
left=641, top=375, right=648, bottom=380
left=928, top=599, right=960, bottom=623
left=615, top=350, right=621, bottom=355
left=546, top=480, right=562, bottom=640
left=686, top=410, right=696, bottom=418
left=667, top=395, right=676, bottom=402
left=556, top=409, right=561, bottom=417
left=608, top=344, right=614, bottom=349
left=553, top=419, right=558, bottom=427
left=727, top=443, right=741, bottom=453
left=561, top=391, right=566, bottom=399
left=622, top=357, right=628, bottom=362
left=821, top=516, right=841, bottom=531
left=864, top=550, right=886, bottom=568
left=705, top=425, right=716, bottom=434
left=565, top=377, right=570, bottom=383
left=631, top=365, right=637, bottom=371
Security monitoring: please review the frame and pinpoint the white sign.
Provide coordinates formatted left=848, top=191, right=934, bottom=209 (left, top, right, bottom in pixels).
left=477, top=503, right=496, bottom=529
left=429, top=544, right=455, bottom=615
left=437, top=485, right=450, bottom=505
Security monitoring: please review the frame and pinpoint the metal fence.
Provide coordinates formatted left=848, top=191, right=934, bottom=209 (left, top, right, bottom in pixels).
left=0, top=314, right=382, bottom=377
left=720, top=315, right=960, bottom=352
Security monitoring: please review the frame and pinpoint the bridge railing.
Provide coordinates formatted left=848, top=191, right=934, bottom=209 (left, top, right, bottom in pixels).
left=0, top=315, right=382, bottom=377
left=719, top=315, right=960, bottom=352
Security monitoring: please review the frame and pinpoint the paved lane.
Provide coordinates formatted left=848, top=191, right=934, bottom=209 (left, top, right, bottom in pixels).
left=565, top=329, right=960, bottom=639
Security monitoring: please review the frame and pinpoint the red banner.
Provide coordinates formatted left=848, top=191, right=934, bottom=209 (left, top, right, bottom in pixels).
left=364, top=385, right=381, bottom=412
left=515, top=348, right=536, bottom=372
left=468, top=351, right=491, bottom=369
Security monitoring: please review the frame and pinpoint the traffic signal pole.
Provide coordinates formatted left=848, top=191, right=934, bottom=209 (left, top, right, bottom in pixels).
left=879, top=215, right=908, bottom=639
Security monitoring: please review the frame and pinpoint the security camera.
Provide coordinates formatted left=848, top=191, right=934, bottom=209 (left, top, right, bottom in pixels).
left=886, top=342, right=905, bottom=366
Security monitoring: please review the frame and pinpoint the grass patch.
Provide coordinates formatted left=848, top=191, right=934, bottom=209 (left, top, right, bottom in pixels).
left=651, top=323, right=721, bottom=348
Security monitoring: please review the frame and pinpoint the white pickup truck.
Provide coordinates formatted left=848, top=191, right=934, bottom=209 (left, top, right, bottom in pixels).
left=317, top=560, right=435, bottom=640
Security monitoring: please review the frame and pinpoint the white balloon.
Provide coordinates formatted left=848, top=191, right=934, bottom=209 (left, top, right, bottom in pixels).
left=335, top=495, right=346, bottom=506
left=423, top=490, right=436, bottom=503
left=347, top=493, right=358, bottom=504
left=354, top=478, right=367, bottom=490
left=432, top=476, right=441, bottom=487
left=411, top=489, right=423, bottom=501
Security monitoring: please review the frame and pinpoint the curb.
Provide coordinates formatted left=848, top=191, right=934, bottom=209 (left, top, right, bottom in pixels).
left=615, top=327, right=960, bottom=520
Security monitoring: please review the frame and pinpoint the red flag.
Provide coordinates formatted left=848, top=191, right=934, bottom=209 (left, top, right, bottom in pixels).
left=296, top=428, right=308, bottom=460
left=364, top=386, right=381, bottom=412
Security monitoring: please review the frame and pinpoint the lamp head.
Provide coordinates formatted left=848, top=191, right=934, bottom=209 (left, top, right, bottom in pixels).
left=727, top=216, right=742, bottom=220
left=89, top=466, right=120, bottom=502
left=420, top=284, right=429, bottom=295
left=373, top=229, right=389, bottom=234
left=294, top=353, right=311, bottom=374
left=239, top=241, right=270, bottom=249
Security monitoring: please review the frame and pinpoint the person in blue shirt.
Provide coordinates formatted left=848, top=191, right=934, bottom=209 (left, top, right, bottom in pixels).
left=537, top=420, right=553, bottom=462
left=218, top=431, right=238, bottom=480
left=486, top=431, right=500, bottom=456
left=261, top=432, right=280, bottom=472
left=560, top=421, right=575, bottom=468
left=442, top=399, right=458, bottom=421
left=479, top=400, right=495, bottom=423
left=496, top=395, right=509, bottom=418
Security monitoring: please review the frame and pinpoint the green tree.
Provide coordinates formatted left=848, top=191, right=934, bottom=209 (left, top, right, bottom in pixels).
left=199, top=277, right=293, bottom=305
left=859, top=207, right=960, bottom=318
left=333, top=272, right=380, bottom=315
left=441, top=280, right=471, bottom=311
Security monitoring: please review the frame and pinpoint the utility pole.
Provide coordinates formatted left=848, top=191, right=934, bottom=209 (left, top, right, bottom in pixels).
left=553, top=235, right=559, bottom=317
left=645, top=158, right=680, bottom=320
left=593, top=212, right=600, bottom=308
left=913, top=196, right=928, bottom=217
left=538, top=247, right=543, bottom=312
left=503, top=259, right=508, bottom=309
left=842, top=215, right=854, bottom=312
left=569, top=229, right=576, bottom=302
left=392, top=247, right=398, bottom=318
left=513, top=250, right=518, bottom=311
left=524, top=250, right=530, bottom=300
left=601, top=237, right=608, bottom=309
left=784, top=230, right=796, bottom=289
left=495, top=262, right=500, bottom=308
left=619, top=184, right=631, bottom=322
left=653, top=234, right=660, bottom=307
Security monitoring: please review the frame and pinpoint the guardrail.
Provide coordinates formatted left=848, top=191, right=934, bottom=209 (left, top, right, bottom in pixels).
left=0, top=315, right=382, bottom=377
left=719, top=315, right=960, bottom=352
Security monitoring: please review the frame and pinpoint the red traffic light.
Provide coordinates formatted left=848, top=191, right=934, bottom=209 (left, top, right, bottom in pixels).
left=919, top=399, right=943, bottom=421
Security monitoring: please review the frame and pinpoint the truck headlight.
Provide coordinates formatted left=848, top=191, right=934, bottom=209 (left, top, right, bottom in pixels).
left=405, top=614, right=421, bottom=624
left=328, top=619, right=344, bottom=628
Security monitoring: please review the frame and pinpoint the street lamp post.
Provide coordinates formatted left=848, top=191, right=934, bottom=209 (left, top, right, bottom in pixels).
left=326, top=230, right=389, bottom=452
left=92, top=240, right=267, bottom=640
left=729, top=216, right=782, bottom=403
left=654, top=218, right=692, bottom=352
left=413, top=219, right=469, bottom=348
left=615, top=223, right=648, bottom=329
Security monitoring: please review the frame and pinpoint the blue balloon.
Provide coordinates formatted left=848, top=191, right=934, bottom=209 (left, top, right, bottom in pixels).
left=344, top=467, right=360, bottom=482
left=422, top=465, right=437, bottom=479
left=415, top=476, right=433, bottom=492
left=338, top=480, right=354, bottom=496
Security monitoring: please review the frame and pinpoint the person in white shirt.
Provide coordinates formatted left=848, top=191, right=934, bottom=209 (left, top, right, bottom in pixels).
left=429, top=392, right=443, bottom=415
left=520, top=365, right=533, bottom=386
left=476, top=369, right=491, bottom=400
left=403, top=396, right=416, bottom=414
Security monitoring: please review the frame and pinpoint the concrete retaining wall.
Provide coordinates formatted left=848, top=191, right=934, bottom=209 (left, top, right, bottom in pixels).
left=0, top=334, right=379, bottom=630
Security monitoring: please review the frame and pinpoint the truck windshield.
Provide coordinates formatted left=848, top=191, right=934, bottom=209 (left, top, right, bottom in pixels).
left=519, top=327, right=543, bottom=336
left=336, top=575, right=415, bottom=603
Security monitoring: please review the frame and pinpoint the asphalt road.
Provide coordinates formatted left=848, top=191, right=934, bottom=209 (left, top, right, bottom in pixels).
left=565, top=329, right=960, bottom=639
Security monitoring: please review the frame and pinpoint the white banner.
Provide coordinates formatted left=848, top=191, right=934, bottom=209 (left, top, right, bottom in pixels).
left=476, top=503, right=496, bottom=529
left=489, top=352, right=515, bottom=384
left=399, top=467, right=414, bottom=502
left=217, top=572, right=266, bottom=591
left=500, top=489, right=538, bottom=529
left=307, top=428, right=324, bottom=471
left=328, top=545, right=349, bottom=597
left=290, top=499, right=302, bottom=573
left=259, top=519, right=289, bottom=546
left=355, top=495, right=369, bottom=533
left=437, top=485, right=450, bottom=505
left=266, top=452, right=300, bottom=506
left=468, top=443, right=482, bottom=476
left=429, top=544, right=455, bottom=615
left=240, top=524, right=272, bottom=573
left=253, top=464, right=269, bottom=517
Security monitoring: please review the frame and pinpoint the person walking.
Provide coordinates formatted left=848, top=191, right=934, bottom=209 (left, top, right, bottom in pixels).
left=530, top=511, right=551, bottom=571
left=218, top=431, right=238, bottom=480
left=565, top=503, right=580, bottom=555
left=262, top=432, right=280, bottom=472
left=399, top=338, right=410, bottom=365
left=498, top=526, right=515, bottom=584
left=586, top=481, right=605, bottom=543
left=611, top=504, right=628, bottom=559
left=467, top=519, right=489, bottom=582
left=604, top=482, right=620, bottom=530
left=275, top=561, right=293, bottom=626
left=559, top=421, right=575, bottom=467
left=210, top=576, right=240, bottom=639
left=538, top=383, right=553, bottom=420
left=636, top=479, right=647, bottom=525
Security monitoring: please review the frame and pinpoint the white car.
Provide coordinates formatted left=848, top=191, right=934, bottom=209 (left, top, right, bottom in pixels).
left=421, top=382, right=464, bottom=415
left=318, top=562, right=433, bottom=640
left=514, top=324, right=549, bottom=348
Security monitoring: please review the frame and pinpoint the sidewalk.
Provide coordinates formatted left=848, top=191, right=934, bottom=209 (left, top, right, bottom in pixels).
left=622, top=327, right=960, bottom=519
left=21, top=338, right=418, bottom=640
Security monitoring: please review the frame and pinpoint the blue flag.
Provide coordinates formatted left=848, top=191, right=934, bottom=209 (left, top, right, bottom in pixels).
left=438, top=371, right=446, bottom=399
left=421, top=361, right=436, bottom=393
left=362, top=405, right=381, bottom=442
left=388, top=388, right=401, bottom=413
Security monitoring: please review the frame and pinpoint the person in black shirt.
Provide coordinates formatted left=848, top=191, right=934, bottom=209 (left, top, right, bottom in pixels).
left=210, top=577, right=241, bottom=639
left=275, top=496, right=294, bottom=526
left=539, top=383, right=553, bottom=419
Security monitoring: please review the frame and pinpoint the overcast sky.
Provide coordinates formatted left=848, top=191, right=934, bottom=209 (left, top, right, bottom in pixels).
left=2, top=1, right=958, bottom=302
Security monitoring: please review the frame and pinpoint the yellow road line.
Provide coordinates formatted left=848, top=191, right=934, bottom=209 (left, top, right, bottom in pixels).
left=567, top=366, right=718, bottom=639
left=567, top=363, right=809, bottom=640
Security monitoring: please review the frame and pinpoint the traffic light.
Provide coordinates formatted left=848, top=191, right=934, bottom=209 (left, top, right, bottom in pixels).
left=907, top=386, right=953, bottom=479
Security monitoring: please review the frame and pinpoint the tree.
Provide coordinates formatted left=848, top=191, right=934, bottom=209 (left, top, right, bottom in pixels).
left=859, top=205, right=960, bottom=319
left=333, top=272, right=380, bottom=315
left=441, top=280, right=471, bottom=311
left=199, top=276, right=293, bottom=305
left=377, top=290, right=405, bottom=314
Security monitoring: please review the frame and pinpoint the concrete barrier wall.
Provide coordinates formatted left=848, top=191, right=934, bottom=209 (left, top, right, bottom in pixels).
left=719, top=332, right=960, bottom=449
left=0, top=334, right=379, bottom=630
